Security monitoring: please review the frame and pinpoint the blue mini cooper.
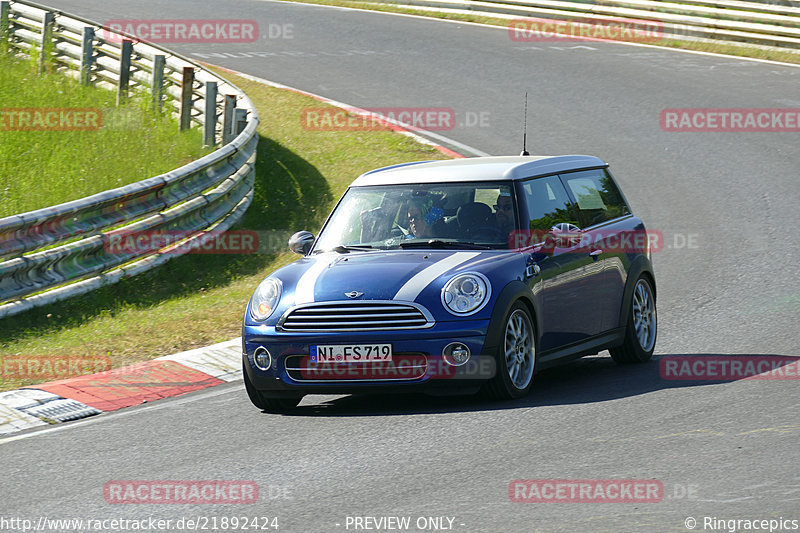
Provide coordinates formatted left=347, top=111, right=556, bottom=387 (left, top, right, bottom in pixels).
left=243, top=156, right=657, bottom=412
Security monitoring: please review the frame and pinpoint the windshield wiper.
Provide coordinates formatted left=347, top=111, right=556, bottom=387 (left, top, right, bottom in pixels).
left=329, top=244, right=376, bottom=254
left=398, top=240, right=493, bottom=250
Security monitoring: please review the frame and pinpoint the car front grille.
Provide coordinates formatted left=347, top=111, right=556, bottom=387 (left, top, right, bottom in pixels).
left=284, top=354, right=428, bottom=382
left=277, top=300, right=434, bottom=332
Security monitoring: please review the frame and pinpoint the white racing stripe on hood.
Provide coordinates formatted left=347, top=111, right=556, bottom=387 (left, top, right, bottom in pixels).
left=295, top=253, right=339, bottom=304
left=393, top=252, right=480, bottom=302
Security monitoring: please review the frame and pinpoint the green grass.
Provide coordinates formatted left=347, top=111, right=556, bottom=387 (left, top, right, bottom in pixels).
left=278, top=0, right=800, bottom=65
left=0, top=66, right=449, bottom=391
left=0, top=52, right=211, bottom=218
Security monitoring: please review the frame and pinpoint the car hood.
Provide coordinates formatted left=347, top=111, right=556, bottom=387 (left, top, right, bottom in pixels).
left=273, top=250, right=511, bottom=307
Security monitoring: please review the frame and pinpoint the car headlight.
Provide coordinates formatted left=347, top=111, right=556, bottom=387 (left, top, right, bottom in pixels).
left=441, top=272, right=491, bottom=316
left=250, top=278, right=282, bottom=321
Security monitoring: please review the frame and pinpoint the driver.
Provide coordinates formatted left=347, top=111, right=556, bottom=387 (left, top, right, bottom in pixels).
left=407, top=197, right=444, bottom=239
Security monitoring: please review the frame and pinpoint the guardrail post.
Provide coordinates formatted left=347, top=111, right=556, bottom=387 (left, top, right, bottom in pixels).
left=0, top=1, right=10, bottom=47
left=222, top=94, right=237, bottom=144
left=38, top=12, right=55, bottom=74
left=203, top=81, right=218, bottom=146
left=179, top=67, right=194, bottom=131
left=0, top=2, right=258, bottom=318
left=80, top=27, right=94, bottom=85
left=151, top=54, right=165, bottom=112
left=234, top=108, right=248, bottom=136
left=116, top=39, right=133, bottom=105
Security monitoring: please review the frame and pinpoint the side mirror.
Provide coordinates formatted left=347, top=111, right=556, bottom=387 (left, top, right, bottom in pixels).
left=289, top=231, right=315, bottom=255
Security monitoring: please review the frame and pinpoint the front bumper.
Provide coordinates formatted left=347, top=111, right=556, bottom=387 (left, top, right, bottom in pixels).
left=242, top=319, right=496, bottom=397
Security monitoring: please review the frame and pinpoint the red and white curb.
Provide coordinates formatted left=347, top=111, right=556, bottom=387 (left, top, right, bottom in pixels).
left=0, top=339, right=242, bottom=436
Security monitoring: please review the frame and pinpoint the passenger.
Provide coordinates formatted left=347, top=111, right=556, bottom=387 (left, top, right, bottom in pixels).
left=494, top=191, right=515, bottom=237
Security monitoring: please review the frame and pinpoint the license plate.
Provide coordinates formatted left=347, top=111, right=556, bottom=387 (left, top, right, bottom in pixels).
left=310, top=344, right=393, bottom=362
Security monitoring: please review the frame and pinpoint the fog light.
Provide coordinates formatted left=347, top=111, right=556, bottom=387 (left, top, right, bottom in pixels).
left=443, top=342, right=471, bottom=366
left=254, top=347, right=272, bottom=371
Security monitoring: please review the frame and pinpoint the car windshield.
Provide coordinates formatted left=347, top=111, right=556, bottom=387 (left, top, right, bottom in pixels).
left=313, top=182, right=518, bottom=252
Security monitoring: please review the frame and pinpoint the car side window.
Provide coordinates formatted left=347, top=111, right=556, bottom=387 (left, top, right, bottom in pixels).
left=560, top=169, right=630, bottom=227
left=520, top=175, right=579, bottom=232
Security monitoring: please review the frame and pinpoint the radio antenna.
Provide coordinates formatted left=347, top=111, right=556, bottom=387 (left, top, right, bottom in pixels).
left=521, top=92, right=530, bottom=156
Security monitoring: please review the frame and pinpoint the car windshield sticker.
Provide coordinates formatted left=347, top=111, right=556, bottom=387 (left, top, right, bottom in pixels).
left=567, top=178, right=606, bottom=210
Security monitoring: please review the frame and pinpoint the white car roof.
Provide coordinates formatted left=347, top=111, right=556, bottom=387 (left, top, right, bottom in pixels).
left=351, top=155, right=608, bottom=187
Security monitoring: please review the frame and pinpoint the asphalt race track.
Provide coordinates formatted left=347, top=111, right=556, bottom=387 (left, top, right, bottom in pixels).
left=3, top=1, right=799, bottom=532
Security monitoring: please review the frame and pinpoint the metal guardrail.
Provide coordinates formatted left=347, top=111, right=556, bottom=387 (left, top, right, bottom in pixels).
left=386, top=0, right=800, bottom=49
left=0, top=0, right=259, bottom=318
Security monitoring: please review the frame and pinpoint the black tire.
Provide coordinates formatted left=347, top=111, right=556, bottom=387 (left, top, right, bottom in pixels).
left=243, top=362, right=301, bottom=413
left=610, top=276, right=657, bottom=364
left=485, top=301, right=537, bottom=400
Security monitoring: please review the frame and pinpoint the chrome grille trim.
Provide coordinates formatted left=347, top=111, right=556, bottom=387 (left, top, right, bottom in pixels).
left=284, top=354, right=427, bottom=382
left=277, top=300, right=434, bottom=332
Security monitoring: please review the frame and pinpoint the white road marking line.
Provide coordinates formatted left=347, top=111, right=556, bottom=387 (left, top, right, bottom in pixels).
left=210, top=68, right=491, bottom=157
